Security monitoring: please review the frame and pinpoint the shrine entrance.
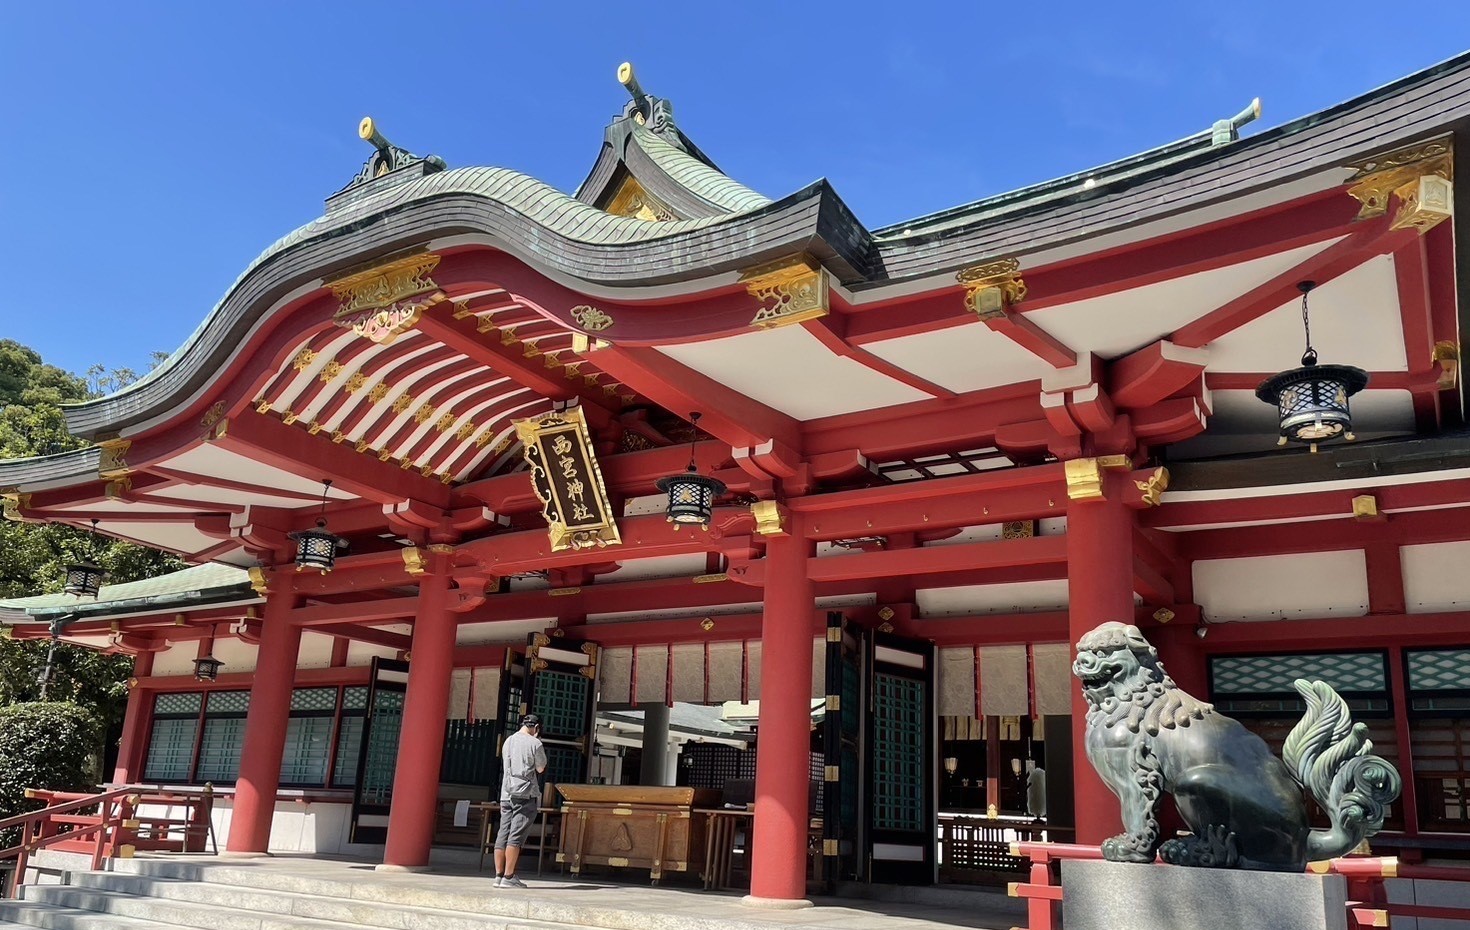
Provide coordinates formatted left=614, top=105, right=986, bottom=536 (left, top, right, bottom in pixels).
left=350, top=658, right=409, bottom=844
left=820, top=613, right=936, bottom=885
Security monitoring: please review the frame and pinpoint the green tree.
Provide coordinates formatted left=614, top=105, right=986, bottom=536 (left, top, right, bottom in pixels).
left=0, top=702, right=102, bottom=844
left=0, top=340, right=183, bottom=733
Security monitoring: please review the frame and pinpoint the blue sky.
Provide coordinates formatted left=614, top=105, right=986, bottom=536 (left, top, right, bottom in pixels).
left=3, top=3, right=1468, bottom=379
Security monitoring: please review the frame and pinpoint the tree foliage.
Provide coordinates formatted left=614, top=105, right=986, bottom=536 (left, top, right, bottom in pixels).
left=0, top=702, right=102, bottom=845
left=0, top=340, right=183, bottom=734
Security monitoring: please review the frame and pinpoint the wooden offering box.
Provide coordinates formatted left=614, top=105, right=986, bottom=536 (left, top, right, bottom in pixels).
left=555, top=785, right=720, bottom=884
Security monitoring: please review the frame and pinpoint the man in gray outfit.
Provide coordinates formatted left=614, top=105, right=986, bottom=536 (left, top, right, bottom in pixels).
left=494, top=714, right=547, bottom=888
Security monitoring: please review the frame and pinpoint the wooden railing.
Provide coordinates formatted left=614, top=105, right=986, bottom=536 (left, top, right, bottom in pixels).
left=0, top=784, right=216, bottom=897
left=1009, top=841, right=1470, bottom=930
left=936, top=814, right=1067, bottom=884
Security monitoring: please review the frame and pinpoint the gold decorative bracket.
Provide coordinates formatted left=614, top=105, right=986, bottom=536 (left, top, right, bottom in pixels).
left=1435, top=341, right=1460, bottom=389
left=97, top=439, right=131, bottom=480
left=1002, top=520, right=1036, bottom=539
left=1, top=491, right=36, bottom=524
left=570, top=305, right=615, bottom=333
left=741, top=255, right=829, bottom=330
left=247, top=567, right=270, bottom=597
left=1134, top=467, right=1169, bottom=507
left=1063, top=455, right=1132, bottom=501
left=957, top=258, right=1027, bottom=320
left=328, top=252, right=446, bottom=344
left=750, top=500, right=788, bottom=536
left=1345, top=140, right=1453, bottom=228
left=401, top=548, right=427, bottom=576
left=1352, top=494, right=1386, bottom=523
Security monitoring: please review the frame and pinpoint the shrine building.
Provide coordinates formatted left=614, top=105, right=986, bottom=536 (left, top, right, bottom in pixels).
left=4, top=54, right=1470, bottom=900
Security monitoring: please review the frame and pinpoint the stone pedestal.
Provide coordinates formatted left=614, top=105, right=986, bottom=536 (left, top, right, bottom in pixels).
left=1061, top=859, right=1348, bottom=930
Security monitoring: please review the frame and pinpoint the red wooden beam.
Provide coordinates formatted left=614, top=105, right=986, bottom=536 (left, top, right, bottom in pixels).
left=214, top=409, right=451, bottom=508
left=1393, top=237, right=1442, bottom=432
left=1202, top=610, right=1470, bottom=652
left=844, top=191, right=1361, bottom=345
left=582, top=344, right=801, bottom=450
left=415, top=308, right=602, bottom=407
left=807, top=535, right=1068, bottom=583
left=1149, top=478, right=1470, bottom=531
left=291, top=596, right=420, bottom=627
left=985, top=313, right=1077, bottom=368
left=1172, top=217, right=1414, bottom=348
left=801, top=318, right=956, bottom=398
left=314, top=622, right=412, bottom=651
left=801, top=381, right=1043, bottom=460
left=1108, top=341, right=1210, bottom=409
left=1179, top=505, right=1470, bottom=560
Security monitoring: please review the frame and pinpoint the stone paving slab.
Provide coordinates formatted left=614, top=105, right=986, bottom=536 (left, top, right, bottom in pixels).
left=107, top=854, right=1025, bottom=930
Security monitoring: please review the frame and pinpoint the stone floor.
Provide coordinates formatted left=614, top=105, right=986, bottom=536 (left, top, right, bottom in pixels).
left=1, top=851, right=1028, bottom=930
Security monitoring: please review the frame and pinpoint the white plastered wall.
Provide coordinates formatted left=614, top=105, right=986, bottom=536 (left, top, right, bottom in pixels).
left=1193, top=550, right=1369, bottom=622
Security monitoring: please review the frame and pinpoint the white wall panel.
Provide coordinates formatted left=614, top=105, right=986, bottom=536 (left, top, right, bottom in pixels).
left=1193, top=550, right=1368, bottom=621
left=1402, top=541, right=1470, bottom=613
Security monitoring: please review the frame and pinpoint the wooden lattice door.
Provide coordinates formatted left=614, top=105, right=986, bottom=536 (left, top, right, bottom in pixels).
left=863, top=631, right=935, bottom=884
left=822, top=611, right=865, bottom=886
left=349, top=657, right=409, bottom=844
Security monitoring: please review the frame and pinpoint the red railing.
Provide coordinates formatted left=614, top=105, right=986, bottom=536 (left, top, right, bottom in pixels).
left=1009, top=842, right=1470, bottom=930
left=0, top=784, right=216, bottom=897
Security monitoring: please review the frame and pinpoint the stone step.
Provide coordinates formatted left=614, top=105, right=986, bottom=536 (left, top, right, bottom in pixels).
left=0, top=898, right=187, bottom=930
left=104, top=860, right=778, bottom=930
left=23, top=885, right=400, bottom=930
left=68, top=870, right=559, bottom=930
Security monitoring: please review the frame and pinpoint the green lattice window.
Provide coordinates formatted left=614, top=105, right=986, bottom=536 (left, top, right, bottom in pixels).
left=1210, top=652, right=1389, bottom=715
left=333, top=717, right=365, bottom=788
left=872, top=673, right=925, bottom=832
left=144, top=718, right=197, bottom=782
left=154, top=693, right=202, bottom=716
left=359, top=690, right=404, bottom=805
left=441, top=719, right=498, bottom=787
left=529, top=670, right=589, bottom=740
left=544, top=744, right=584, bottom=787
left=342, top=686, right=369, bottom=711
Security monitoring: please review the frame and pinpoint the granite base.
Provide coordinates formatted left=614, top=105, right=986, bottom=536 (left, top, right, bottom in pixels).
left=1061, top=859, right=1348, bottom=930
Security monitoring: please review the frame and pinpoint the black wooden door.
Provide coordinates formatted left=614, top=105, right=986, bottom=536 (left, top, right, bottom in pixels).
left=863, top=631, right=936, bottom=884
left=349, top=657, right=409, bottom=844
left=516, top=632, right=599, bottom=789
left=821, top=611, right=865, bottom=886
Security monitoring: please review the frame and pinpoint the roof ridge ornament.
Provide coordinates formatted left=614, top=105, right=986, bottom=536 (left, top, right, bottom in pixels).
left=336, top=117, right=447, bottom=196
left=617, top=62, right=686, bottom=152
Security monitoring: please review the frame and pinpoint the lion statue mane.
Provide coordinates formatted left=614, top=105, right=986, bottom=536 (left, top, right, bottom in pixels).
left=1072, top=621, right=1401, bottom=871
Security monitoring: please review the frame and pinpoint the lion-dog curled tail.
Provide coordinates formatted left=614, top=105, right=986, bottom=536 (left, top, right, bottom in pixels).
left=1281, top=679, right=1403, bottom=861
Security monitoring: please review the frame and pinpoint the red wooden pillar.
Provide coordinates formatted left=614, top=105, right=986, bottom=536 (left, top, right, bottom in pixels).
left=226, top=580, right=301, bottom=854
left=112, top=651, right=154, bottom=784
left=747, top=521, right=815, bottom=906
left=1386, top=645, right=1421, bottom=836
left=381, top=545, right=457, bottom=869
left=1067, top=471, right=1132, bottom=846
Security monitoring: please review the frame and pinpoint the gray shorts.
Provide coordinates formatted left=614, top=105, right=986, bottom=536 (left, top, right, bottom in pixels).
left=494, top=796, right=538, bottom=849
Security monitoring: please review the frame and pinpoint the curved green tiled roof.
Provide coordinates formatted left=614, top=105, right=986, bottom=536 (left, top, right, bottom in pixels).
left=0, top=563, right=254, bottom=621
left=631, top=130, right=772, bottom=214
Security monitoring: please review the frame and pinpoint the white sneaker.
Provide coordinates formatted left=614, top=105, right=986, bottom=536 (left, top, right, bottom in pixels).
left=501, top=876, right=528, bottom=889
left=493, top=876, right=504, bottom=888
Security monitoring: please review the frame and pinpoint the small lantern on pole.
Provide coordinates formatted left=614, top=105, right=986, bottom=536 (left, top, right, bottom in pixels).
left=194, top=625, right=224, bottom=682
left=63, top=519, right=106, bottom=598
left=656, top=413, right=726, bottom=530
left=290, top=479, right=347, bottom=572
left=1255, top=281, right=1369, bottom=452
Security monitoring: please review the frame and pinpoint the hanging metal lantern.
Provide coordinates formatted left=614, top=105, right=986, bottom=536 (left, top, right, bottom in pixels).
left=291, top=479, right=347, bottom=572
left=1255, top=281, right=1368, bottom=452
left=656, top=413, right=726, bottom=530
left=193, top=656, right=225, bottom=682
left=64, top=519, right=106, bottom=598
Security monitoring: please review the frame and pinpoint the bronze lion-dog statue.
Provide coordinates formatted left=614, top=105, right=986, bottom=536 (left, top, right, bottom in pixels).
left=1072, top=621, right=1401, bottom=871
